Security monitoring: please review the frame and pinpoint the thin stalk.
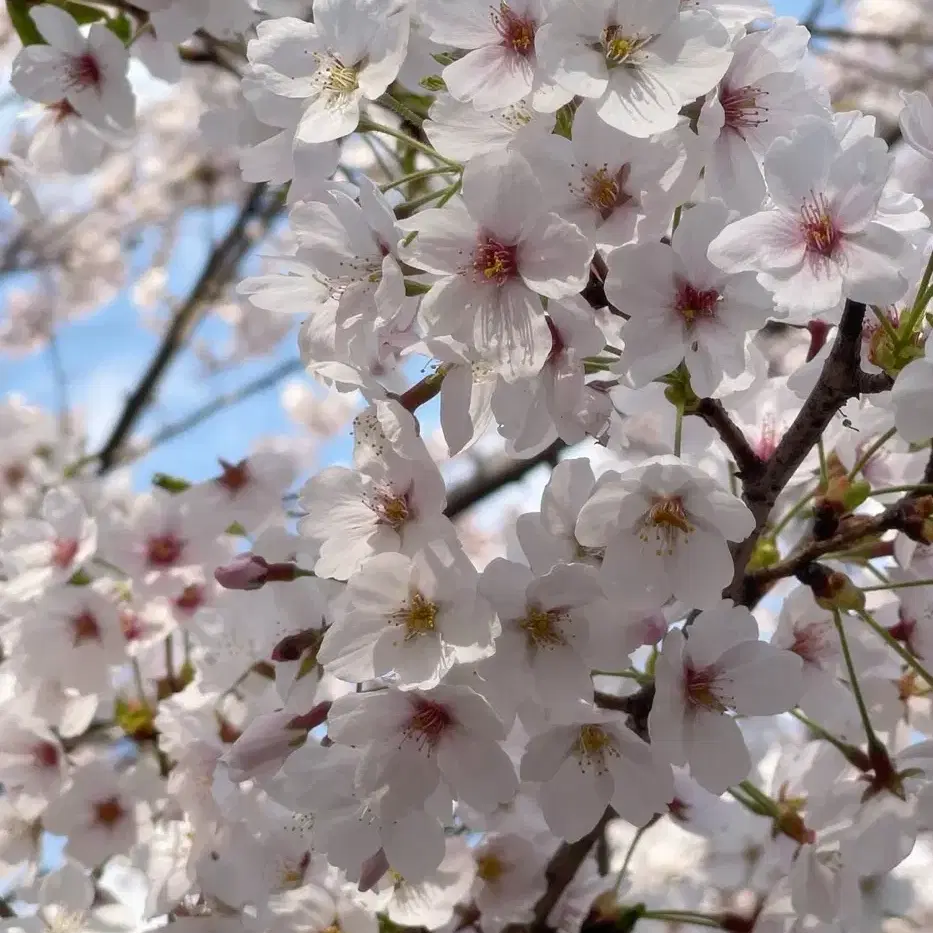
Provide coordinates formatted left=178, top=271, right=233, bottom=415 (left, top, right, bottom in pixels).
left=358, top=118, right=461, bottom=169
left=833, top=608, right=883, bottom=749
left=861, top=578, right=933, bottom=591
left=380, top=165, right=460, bottom=192
left=674, top=402, right=684, bottom=457
left=642, top=910, right=721, bottom=928
left=770, top=485, right=819, bottom=538
left=856, top=607, right=933, bottom=689
left=614, top=818, right=657, bottom=893
left=846, top=427, right=896, bottom=481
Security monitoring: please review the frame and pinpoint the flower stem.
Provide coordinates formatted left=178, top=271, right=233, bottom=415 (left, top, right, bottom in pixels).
left=847, top=427, right=896, bottom=481
left=614, top=817, right=659, bottom=893
left=770, top=485, right=818, bottom=538
left=833, top=608, right=882, bottom=750
left=674, top=402, right=684, bottom=457
left=856, top=606, right=933, bottom=689
left=358, top=118, right=461, bottom=169
left=381, top=165, right=460, bottom=193
left=861, top=577, right=933, bottom=591
left=641, top=910, right=722, bottom=928
left=901, top=249, right=933, bottom=344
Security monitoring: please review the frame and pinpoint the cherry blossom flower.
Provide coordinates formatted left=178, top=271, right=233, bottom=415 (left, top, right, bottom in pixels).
left=648, top=601, right=803, bottom=792
left=708, top=116, right=909, bottom=319
left=319, top=546, right=494, bottom=689
left=521, top=709, right=674, bottom=840
left=608, top=202, right=773, bottom=396
left=534, top=0, right=732, bottom=137
left=247, top=0, right=409, bottom=144
left=575, top=456, right=755, bottom=609
left=11, top=5, right=135, bottom=132
left=398, top=148, right=593, bottom=377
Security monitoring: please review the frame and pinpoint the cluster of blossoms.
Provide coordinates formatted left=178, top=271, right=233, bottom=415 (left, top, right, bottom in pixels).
left=11, top=0, right=933, bottom=932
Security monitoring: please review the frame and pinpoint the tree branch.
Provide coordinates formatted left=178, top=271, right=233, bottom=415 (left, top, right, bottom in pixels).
left=445, top=441, right=566, bottom=519
left=691, top=397, right=764, bottom=483
left=526, top=808, right=616, bottom=933
left=726, top=300, right=870, bottom=604
left=96, top=183, right=285, bottom=473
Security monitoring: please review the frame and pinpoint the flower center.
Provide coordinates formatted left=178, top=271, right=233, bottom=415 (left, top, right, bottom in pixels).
left=573, top=724, right=614, bottom=762
left=67, top=52, right=102, bottom=90
left=473, top=236, right=518, bottom=285
left=316, top=54, right=359, bottom=94
left=32, top=741, right=60, bottom=770
left=395, top=591, right=438, bottom=640
left=519, top=607, right=567, bottom=648
left=492, top=2, right=536, bottom=56
left=120, top=609, right=143, bottom=642
left=600, top=25, right=647, bottom=65
left=684, top=665, right=727, bottom=712
left=720, top=84, right=768, bottom=135
left=404, top=698, right=455, bottom=748
left=217, top=459, right=250, bottom=494
left=369, top=488, right=411, bottom=529
left=800, top=194, right=840, bottom=258
left=52, top=537, right=79, bottom=570
left=175, top=583, right=205, bottom=615
left=476, top=852, right=507, bottom=883
left=638, top=496, right=694, bottom=556
left=146, top=533, right=185, bottom=568
left=790, top=620, right=834, bottom=664
left=674, top=281, right=720, bottom=326
left=755, top=414, right=778, bottom=460
left=93, top=795, right=125, bottom=828
left=71, top=610, right=101, bottom=646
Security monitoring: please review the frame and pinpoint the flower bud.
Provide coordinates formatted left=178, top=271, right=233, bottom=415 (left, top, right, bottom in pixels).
left=214, top=553, right=270, bottom=590
left=796, top=563, right=865, bottom=612
left=221, top=710, right=308, bottom=782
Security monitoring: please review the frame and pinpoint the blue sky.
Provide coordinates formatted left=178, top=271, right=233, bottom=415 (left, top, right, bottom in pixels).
left=1, top=0, right=824, bottom=491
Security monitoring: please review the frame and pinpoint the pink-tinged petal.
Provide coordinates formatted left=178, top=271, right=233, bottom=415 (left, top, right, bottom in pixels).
left=762, top=252, right=844, bottom=317
left=527, top=562, right=600, bottom=611
left=30, top=4, right=84, bottom=53
left=600, top=530, right=672, bottom=608
left=688, top=602, right=757, bottom=668
left=839, top=224, right=908, bottom=306
left=438, top=735, right=517, bottom=812
left=716, top=640, right=803, bottom=715
left=534, top=22, right=608, bottom=100
left=381, top=810, right=446, bottom=882
left=444, top=45, right=533, bottom=111
left=533, top=645, right=594, bottom=710
left=900, top=90, right=933, bottom=161
left=606, top=733, right=675, bottom=826
left=521, top=727, right=578, bottom=782
left=518, top=213, right=593, bottom=299
left=605, top=242, right=677, bottom=315
left=462, top=149, right=543, bottom=244
left=684, top=711, right=750, bottom=793
left=671, top=526, right=734, bottom=610
left=398, top=202, right=477, bottom=276
left=707, top=211, right=805, bottom=273
left=538, top=754, right=613, bottom=841
left=763, top=118, right=835, bottom=210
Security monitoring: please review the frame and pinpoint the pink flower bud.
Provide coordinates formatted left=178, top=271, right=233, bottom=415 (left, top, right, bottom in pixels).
left=357, top=848, right=390, bottom=892
left=214, top=553, right=270, bottom=590
left=221, top=710, right=306, bottom=781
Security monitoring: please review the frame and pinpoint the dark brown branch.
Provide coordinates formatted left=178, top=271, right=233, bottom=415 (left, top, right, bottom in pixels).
left=691, top=397, right=764, bottom=483
left=726, top=300, right=870, bottom=605
left=526, top=808, right=616, bottom=933
left=96, top=184, right=285, bottom=473
left=445, top=441, right=566, bottom=519
left=741, top=497, right=925, bottom=604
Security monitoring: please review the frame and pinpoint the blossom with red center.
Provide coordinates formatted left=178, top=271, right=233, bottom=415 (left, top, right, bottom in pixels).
left=65, top=52, right=103, bottom=92
left=119, top=609, right=143, bottom=642
left=684, top=664, right=728, bottom=712
left=71, top=609, right=101, bottom=646
left=473, top=236, right=517, bottom=285
left=674, top=280, right=721, bottom=326
left=175, top=583, right=205, bottom=615
left=217, top=459, right=251, bottom=494
left=799, top=193, right=840, bottom=258
left=32, top=741, right=60, bottom=770
left=404, top=698, right=455, bottom=749
left=720, top=83, right=768, bottom=136
left=93, top=795, right=125, bottom=828
left=492, top=2, right=536, bottom=57
left=146, top=533, right=185, bottom=568
left=52, top=537, right=79, bottom=570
